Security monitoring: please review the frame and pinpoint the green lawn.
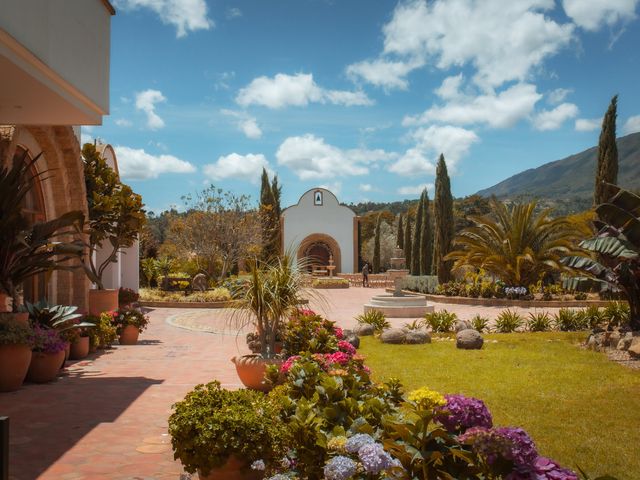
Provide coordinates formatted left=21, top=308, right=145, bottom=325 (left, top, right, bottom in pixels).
left=359, top=332, right=640, bottom=480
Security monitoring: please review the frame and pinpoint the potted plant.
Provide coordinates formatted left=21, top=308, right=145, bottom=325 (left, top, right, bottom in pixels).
left=86, top=312, right=118, bottom=351
left=69, top=325, right=91, bottom=360
left=26, top=325, right=67, bottom=383
left=230, top=254, right=307, bottom=391
left=112, top=308, right=149, bottom=345
left=0, top=315, right=33, bottom=391
left=168, top=381, right=288, bottom=479
left=0, top=151, right=84, bottom=317
left=118, top=287, right=139, bottom=310
left=81, top=144, right=145, bottom=315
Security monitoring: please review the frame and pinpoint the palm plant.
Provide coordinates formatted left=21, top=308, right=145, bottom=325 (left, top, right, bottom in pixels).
left=446, top=199, right=583, bottom=287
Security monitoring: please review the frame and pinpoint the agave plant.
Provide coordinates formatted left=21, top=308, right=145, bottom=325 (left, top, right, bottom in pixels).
left=24, top=301, right=94, bottom=333
left=562, top=185, right=640, bottom=330
left=0, top=151, right=85, bottom=310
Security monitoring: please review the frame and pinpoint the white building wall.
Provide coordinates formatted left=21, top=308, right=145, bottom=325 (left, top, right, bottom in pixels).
left=282, top=188, right=356, bottom=274
left=120, top=240, right=140, bottom=292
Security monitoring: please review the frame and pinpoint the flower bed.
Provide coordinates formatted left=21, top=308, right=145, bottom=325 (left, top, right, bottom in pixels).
left=138, top=287, right=236, bottom=308
left=311, top=277, right=350, bottom=289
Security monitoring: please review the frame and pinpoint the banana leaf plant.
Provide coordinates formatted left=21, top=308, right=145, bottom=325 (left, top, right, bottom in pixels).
left=23, top=301, right=94, bottom=333
left=562, top=185, right=640, bottom=330
left=0, top=150, right=85, bottom=311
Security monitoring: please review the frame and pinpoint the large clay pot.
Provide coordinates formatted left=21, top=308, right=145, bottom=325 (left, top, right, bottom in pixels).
left=231, top=355, right=282, bottom=392
left=0, top=345, right=32, bottom=392
left=70, top=336, right=90, bottom=360
left=88, top=289, right=119, bottom=316
left=119, top=325, right=139, bottom=345
left=0, top=292, right=10, bottom=313
left=0, top=312, right=29, bottom=325
left=198, top=455, right=262, bottom=480
left=27, top=350, right=65, bottom=383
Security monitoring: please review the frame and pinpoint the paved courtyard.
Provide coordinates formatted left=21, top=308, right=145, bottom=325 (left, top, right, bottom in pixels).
left=0, top=289, right=567, bottom=479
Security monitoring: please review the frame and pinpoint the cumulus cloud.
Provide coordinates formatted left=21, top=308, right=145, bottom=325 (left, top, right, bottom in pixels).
left=115, top=118, right=133, bottom=127
left=276, top=134, right=395, bottom=180
left=359, top=183, right=374, bottom=192
left=135, top=89, right=167, bottom=129
left=563, top=0, right=638, bottom=31
left=220, top=109, right=262, bottom=139
left=389, top=148, right=435, bottom=177
left=547, top=88, right=573, bottom=105
left=114, top=146, right=196, bottom=180
left=575, top=117, right=602, bottom=132
left=236, top=73, right=373, bottom=109
left=203, top=153, right=270, bottom=183
left=346, top=57, right=424, bottom=91
left=532, top=103, right=579, bottom=131
left=398, top=183, right=433, bottom=196
left=114, top=0, right=213, bottom=37
left=622, top=115, right=640, bottom=135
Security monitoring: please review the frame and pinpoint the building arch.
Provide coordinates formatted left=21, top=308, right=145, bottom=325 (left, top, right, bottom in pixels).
left=297, top=233, right=342, bottom=274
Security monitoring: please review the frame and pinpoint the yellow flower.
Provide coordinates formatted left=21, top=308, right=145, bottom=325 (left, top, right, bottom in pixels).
left=327, top=435, right=347, bottom=452
left=407, top=387, right=446, bottom=409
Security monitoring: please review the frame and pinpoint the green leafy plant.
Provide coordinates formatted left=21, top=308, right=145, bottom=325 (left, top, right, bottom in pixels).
left=118, top=287, right=139, bottom=305
left=140, top=257, right=158, bottom=287
left=283, top=309, right=340, bottom=355
left=404, top=319, right=426, bottom=331
left=113, top=309, right=149, bottom=333
left=574, top=292, right=588, bottom=301
left=168, top=381, right=288, bottom=476
left=495, top=309, right=524, bottom=333
left=527, top=312, right=552, bottom=332
left=24, top=301, right=94, bottom=334
left=582, top=306, right=605, bottom=329
left=470, top=314, right=490, bottom=333
left=554, top=308, right=579, bottom=331
left=355, top=310, right=390, bottom=334
left=86, top=312, right=118, bottom=349
left=0, top=315, right=33, bottom=346
left=603, top=301, right=629, bottom=327
left=311, top=277, right=349, bottom=289
left=424, top=310, right=458, bottom=333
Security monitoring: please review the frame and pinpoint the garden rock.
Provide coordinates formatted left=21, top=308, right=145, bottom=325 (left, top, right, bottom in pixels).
left=342, top=330, right=360, bottom=349
left=454, top=320, right=472, bottom=333
left=405, top=330, right=431, bottom=344
left=607, top=331, right=621, bottom=349
left=456, top=329, right=484, bottom=350
left=380, top=328, right=406, bottom=344
left=616, top=332, right=633, bottom=351
left=353, top=324, right=375, bottom=336
left=628, top=337, right=640, bottom=358
left=587, top=332, right=606, bottom=351
left=191, top=273, right=208, bottom=292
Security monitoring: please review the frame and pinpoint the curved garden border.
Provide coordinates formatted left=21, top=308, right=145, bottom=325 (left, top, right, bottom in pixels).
left=141, top=299, right=309, bottom=309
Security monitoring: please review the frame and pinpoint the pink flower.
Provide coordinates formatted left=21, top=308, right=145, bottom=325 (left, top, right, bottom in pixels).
left=334, top=327, right=344, bottom=339
left=326, top=351, right=351, bottom=366
left=280, top=355, right=301, bottom=374
left=298, top=308, right=316, bottom=316
left=338, top=340, right=356, bottom=356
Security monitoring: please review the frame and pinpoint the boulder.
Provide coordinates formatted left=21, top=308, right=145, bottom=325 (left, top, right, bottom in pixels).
left=454, top=320, right=472, bottom=333
left=191, top=273, right=208, bottom=292
left=607, top=331, right=621, bottom=349
left=342, top=330, right=360, bottom=349
left=353, top=324, right=375, bottom=336
left=405, top=330, right=431, bottom=344
left=587, top=332, right=606, bottom=351
left=616, top=332, right=633, bottom=351
left=628, top=337, right=640, bottom=358
left=380, top=328, right=407, bottom=344
left=456, top=329, right=484, bottom=350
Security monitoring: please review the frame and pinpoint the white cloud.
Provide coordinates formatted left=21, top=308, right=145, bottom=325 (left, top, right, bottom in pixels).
left=532, top=102, right=579, bottom=130
left=276, top=134, right=395, bottom=180
left=435, top=74, right=465, bottom=101
left=319, top=182, right=342, bottom=196
left=113, top=0, right=213, bottom=37
left=575, top=117, right=602, bottom=132
left=405, top=82, right=542, bottom=129
left=389, top=148, right=435, bottom=177
left=398, top=183, right=433, bottom=196
left=359, top=184, right=374, bottom=192
left=236, top=73, right=373, bottom=109
left=346, top=57, right=424, bottom=91
left=202, top=153, right=270, bottom=183
left=622, top=115, right=640, bottom=135
left=135, top=89, right=167, bottom=129
left=563, top=0, right=638, bottom=31
left=114, top=146, right=196, bottom=180
left=115, top=118, right=133, bottom=127
left=547, top=88, right=572, bottom=105
left=226, top=7, right=242, bottom=19
left=220, top=109, right=262, bottom=139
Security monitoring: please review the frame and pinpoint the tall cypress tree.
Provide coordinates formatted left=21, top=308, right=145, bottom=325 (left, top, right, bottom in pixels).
left=271, top=175, right=282, bottom=255
left=411, top=191, right=424, bottom=275
left=594, top=95, right=619, bottom=206
left=259, top=168, right=279, bottom=262
left=433, top=154, right=454, bottom=283
left=397, top=214, right=404, bottom=250
left=403, top=216, right=412, bottom=271
left=419, top=190, right=432, bottom=276
left=373, top=214, right=381, bottom=273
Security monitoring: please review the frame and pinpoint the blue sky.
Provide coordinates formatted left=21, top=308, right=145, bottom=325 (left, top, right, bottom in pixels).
left=83, top=0, right=640, bottom=213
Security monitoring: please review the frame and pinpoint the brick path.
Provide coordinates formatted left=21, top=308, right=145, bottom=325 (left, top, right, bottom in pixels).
left=0, top=289, right=568, bottom=479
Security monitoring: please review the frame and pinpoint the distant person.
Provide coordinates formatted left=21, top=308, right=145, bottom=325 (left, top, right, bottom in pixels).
left=362, top=262, right=370, bottom=287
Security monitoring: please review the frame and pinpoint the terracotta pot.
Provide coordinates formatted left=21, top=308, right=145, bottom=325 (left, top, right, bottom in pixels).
left=0, top=292, right=9, bottom=312
left=0, top=345, right=32, bottom=392
left=88, top=289, right=119, bottom=316
left=198, top=455, right=262, bottom=480
left=63, top=341, right=71, bottom=367
left=231, top=355, right=282, bottom=392
left=0, top=312, right=29, bottom=325
left=70, top=336, right=90, bottom=360
left=27, top=350, right=65, bottom=383
left=119, top=325, right=139, bottom=345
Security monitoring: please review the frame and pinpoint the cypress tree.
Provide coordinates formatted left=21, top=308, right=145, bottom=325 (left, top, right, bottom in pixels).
left=594, top=95, right=619, bottom=206
left=433, top=154, right=454, bottom=283
left=411, top=191, right=424, bottom=275
left=373, top=214, right=381, bottom=273
left=259, top=168, right=279, bottom=262
left=419, top=190, right=432, bottom=276
left=397, top=214, right=404, bottom=250
left=271, top=175, right=282, bottom=255
left=403, top=216, right=412, bottom=270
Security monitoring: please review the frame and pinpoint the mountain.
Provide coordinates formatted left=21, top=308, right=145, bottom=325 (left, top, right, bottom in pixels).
left=476, top=132, right=640, bottom=210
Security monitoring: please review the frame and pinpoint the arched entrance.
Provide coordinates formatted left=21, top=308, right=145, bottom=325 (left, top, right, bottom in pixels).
left=297, top=233, right=342, bottom=274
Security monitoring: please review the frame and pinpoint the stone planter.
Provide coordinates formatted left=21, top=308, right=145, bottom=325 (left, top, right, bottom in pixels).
left=27, top=350, right=65, bottom=383
left=0, top=344, right=32, bottom=392
left=231, top=355, right=282, bottom=392
left=88, top=289, right=119, bottom=316
left=70, top=336, right=90, bottom=360
left=198, top=455, right=262, bottom=480
left=119, top=325, right=140, bottom=345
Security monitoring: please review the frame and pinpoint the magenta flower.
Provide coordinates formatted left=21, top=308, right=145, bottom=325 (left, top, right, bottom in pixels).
left=337, top=340, right=356, bottom=356
left=437, top=394, right=493, bottom=433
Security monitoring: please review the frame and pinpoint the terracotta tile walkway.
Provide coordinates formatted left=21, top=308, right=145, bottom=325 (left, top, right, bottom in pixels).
left=0, top=288, right=566, bottom=479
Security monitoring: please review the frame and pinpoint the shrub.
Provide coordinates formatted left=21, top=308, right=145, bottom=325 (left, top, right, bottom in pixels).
left=554, top=308, right=578, bottom=332
left=169, top=381, right=288, bottom=476
left=425, top=310, right=458, bottom=333
left=311, top=277, right=349, bottom=289
left=574, top=292, right=587, bottom=301
left=113, top=309, right=149, bottom=333
left=138, top=287, right=232, bottom=303
left=403, top=319, right=426, bottom=331
left=495, top=309, right=523, bottom=333
left=582, top=306, right=605, bottom=329
left=29, top=325, right=66, bottom=353
left=402, top=275, right=439, bottom=294
left=283, top=310, right=341, bottom=355
left=527, top=312, right=552, bottom=332
left=603, top=301, right=630, bottom=327
left=86, top=312, right=118, bottom=349
left=480, top=281, right=495, bottom=298
left=470, top=314, right=490, bottom=333
left=355, top=310, right=390, bottom=335
left=0, top=316, right=33, bottom=346
left=118, top=287, right=139, bottom=305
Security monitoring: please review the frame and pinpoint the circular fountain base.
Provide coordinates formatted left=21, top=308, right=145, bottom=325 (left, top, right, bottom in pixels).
left=364, top=293, right=434, bottom=318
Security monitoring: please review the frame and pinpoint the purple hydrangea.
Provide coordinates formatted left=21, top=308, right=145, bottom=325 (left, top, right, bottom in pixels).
left=495, top=427, right=538, bottom=467
left=437, top=394, right=493, bottom=433
left=458, top=426, right=538, bottom=469
left=323, top=455, right=357, bottom=480
left=345, top=433, right=375, bottom=453
left=533, top=457, right=579, bottom=480
left=357, top=443, right=395, bottom=474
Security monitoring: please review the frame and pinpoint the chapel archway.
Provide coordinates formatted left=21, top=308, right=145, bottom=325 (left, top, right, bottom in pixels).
left=297, top=233, right=342, bottom=274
